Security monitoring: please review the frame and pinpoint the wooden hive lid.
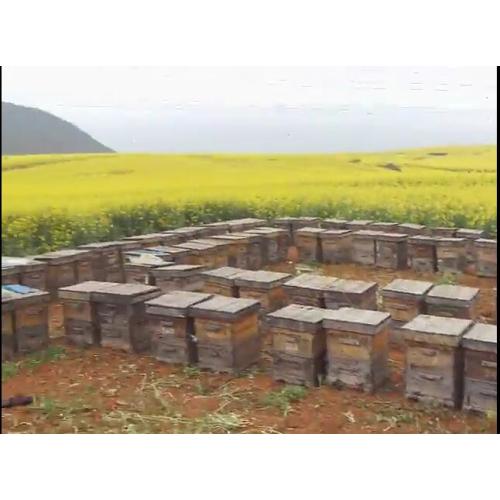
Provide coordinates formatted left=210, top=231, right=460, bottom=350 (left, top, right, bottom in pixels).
left=1, top=259, right=20, bottom=275
left=401, top=314, right=473, bottom=347
left=227, top=218, right=266, bottom=225
left=435, top=237, right=466, bottom=246
left=190, top=238, right=231, bottom=248
left=462, top=323, right=497, bottom=353
left=175, top=241, right=216, bottom=252
left=374, top=232, right=408, bottom=242
left=352, top=229, right=383, bottom=238
left=122, top=233, right=165, bottom=242
left=267, top=304, right=325, bottom=332
left=78, top=241, right=121, bottom=249
left=156, top=245, right=194, bottom=256
left=190, top=295, right=260, bottom=320
left=58, top=281, right=122, bottom=301
left=1, top=284, right=50, bottom=308
left=381, top=279, right=434, bottom=297
left=150, top=264, right=206, bottom=277
left=369, top=222, right=399, bottom=229
left=234, top=270, right=292, bottom=289
left=319, top=229, right=352, bottom=238
left=209, top=234, right=252, bottom=242
left=474, top=238, right=497, bottom=248
left=145, top=290, right=213, bottom=318
left=33, top=248, right=91, bottom=263
left=325, top=278, right=378, bottom=295
left=426, top=284, right=479, bottom=305
left=456, top=228, right=487, bottom=239
left=408, top=234, right=438, bottom=244
left=92, top=283, right=161, bottom=304
left=398, top=222, right=427, bottom=232
left=295, top=226, right=326, bottom=235
left=2, top=257, right=47, bottom=273
left=323, top=307, right=391, bottom=334
left=229, top=231, right=262, bottom=242
left=346, top=219, right=374, bottom=226
left=283, top=273, right=338, bottom=292
left=431, top=227, right=457, bottom=235
left=245, top=226, right=288, bottom=236
left=323, top=218, right=348, bottom=224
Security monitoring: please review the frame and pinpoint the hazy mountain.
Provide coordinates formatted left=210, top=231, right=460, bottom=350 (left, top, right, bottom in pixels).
left=1, top=102, right=113, bottom=155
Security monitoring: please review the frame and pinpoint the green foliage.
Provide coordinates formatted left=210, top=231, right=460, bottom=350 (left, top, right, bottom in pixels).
left=262, top=385, right=308, bottom=415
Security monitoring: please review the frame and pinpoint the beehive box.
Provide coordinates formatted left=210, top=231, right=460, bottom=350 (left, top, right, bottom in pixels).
left=124, top=261, right=172, bottom=285
left=474, top=239, right=497, bottom=278
left=2, top=257, right=47, bottom=290
left=319, top=230, right=353, bottom=264
left=58, top=281, right=121, bottom=347
left=324, top=279, right=378, bottom=310
left=191, top=238, right=231, bottom=268
left=153, top=245, right=194, bottom=265
left=175, top=240, right=227, bottom=269
left=400, top=314, right=473, bottom=408
left=92, top=283, right=161, bottom=352
left=435, top=237, right=467, bottom=274
left=431, top=227, right=457, bottom=238
left=245, top=227, right=290, bottom=264
left=78, top=241, right=126, bottom=282
left=323, top=308, right=391, bottom=392
left=164, top=226, right=211, bottom=241
left=397, top=223, right=429, bottom=236
left=230, top=231, right=264, bottom=270
left=369, top=222, right=399, bottom=233
left=209, top=234, right=251, bottom=268
left=150, top=264, right=206, bottom=293
left=2, top=260, right=20, bottom=285
left=283, top=273, right=338, bottom=308
left=2, top=284, right=50, bottom=356
left=375, top=232, right=408, bottom=269
left=273, top=217, right=321, bottom=244
left=380, top=279, right=434, bottom=345
left=201, top=267, right=246, bottom=297
left=345, top=220, right=374, bottom=231
left=227, top=218, right=267, bottom=232
left=145, top=291, right=213, bottom=365
left=190, top=296, right=261, bottom=373
left=200, top=221, right=231, bottom=235
left=295, top=227, right=327, bottom=262
left=351, top=230, right=380, bottom=266
left=267, top=305, right=326, bottom=386
left=122, top=233, right=171, bottom=248
left=462, top=323, right=497, bottom=414
left=407, top=235, right=438, bottom=273
left=455, top=229, right=486, bottom=274
left=425, top=284, right=480, bottom=320
left=321, top=218, right=348, bottom=230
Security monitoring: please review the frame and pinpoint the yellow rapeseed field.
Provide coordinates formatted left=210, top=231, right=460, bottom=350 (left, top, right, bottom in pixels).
left=1, top=145, right=496, bottom=255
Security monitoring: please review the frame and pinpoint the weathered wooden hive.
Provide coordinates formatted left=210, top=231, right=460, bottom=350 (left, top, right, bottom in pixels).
left=163, top=226, right=211, bottom=241
left=400, top=314, right=473, bottom=408
left=283, top=273, right=338, bottom=308
left=2, top=257, right=47, bottom=290
left=123, top=256, right=174, bottom=285
left=150, top=264, right=206, bottom=293
left=425, top=284, right=480, bottom=320
left=295, top=227, right=327, bottom=262
left=375, top=232, right=408, bottom=269
left=174, top=240, right=225, bottom=269
left=226, top=218, right=267, bottom=232
left=267, top=304, right=326, bottom=386
left=319, top=229, right=352, bottom=264
left=380, top=279, right=434, bottom=345
left=321, top=218, right=348, bottom=230
left=122, top=233, right=175, bottom=248
left=454, top=229, right=486, bottom=274
left=245, top=227, right=290, bottom=264
left=397, top=223, right=429, bottom=236
left=191, top=238, right=232, bottom=268
left=2, top=284, right=50, bottom=358
left=323, top=307, right=391, bottom=392
left=230, top=231, right=264, bottom=270
left=200, top=221, right=231, bottom=236
left=92, top=283, right=161, bottom=352
left=431, top=227, right=457, bottom=238
left=58, top=281, right=121, bottom=347
left=209, top=234, right=252, bottom=268
left=351, top=230, right=380, bottom=266
left=273, top=217, right=321, bottom=244
left=153, top=245, right=195, bottom=265
left=345, top=220, right=374, bottom=231
left=324, top=279, right=378, bottom=310
left=407, top=235, right=438, bottom=273
left=474, top=238, right=497, bottom=278
left=145, top=290, right=213, bottom=365
left=462, top=323, right=497, bottom=414
left=201, top=266, right=246, bottom=297
left=190, top=295, right=261, bottom=373
left=435, top=237, right=467, bottom=274
left=369, top=222, right=399, bottom=233
left=78, top=241, right=127, bottom=282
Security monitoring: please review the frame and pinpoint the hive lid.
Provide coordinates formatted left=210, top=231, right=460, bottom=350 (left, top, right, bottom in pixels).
left=2, top=284, right=50, bottom=306
left=190, top=238, right=230, bottom=248
left=234, top=270, right=292, bottom=288
left=323, top=218, right=348, bottom=224
left=156, top=245, right=194, bottom=255
left=295, top=226, right=326, bottom=234
left=381, top=279, right=434, bottom=296
left=78, top=241, right=121, bottom=249
left=352, top=229, right=382, bottom=237
left=227, top=218, right=266, bottom=225
left=229, top=231, right=261, bottom=242
left=151, top=264, right=205, bottom=276
left=176, top=241, right=216, bottom=251
left=319, top=229, right=352, bottom=238
left=245, top=226, right=288, bottom=235
left=201, top=266, right=247, bottom=280
left=210, top=234, right=252, bottom=242
left=122, top=233, right=165, bottom=241
left=346, top=220, right=374, bottom=226
left=408, top=235, right=438, bottom=244
left=374, top=232, right=408, bottom=241
left=474, top=238, right=497, bottom=248
left=92, top=283, right=161, bottom=303
left=456, top=228, right=486, bottom=239
left=167, top=226, right=206, bottom=234
left=401, top=314, right=472, bottom=338
left=58, top=281, right=122, bottom=300
left=435, top=237, right=466, bottom=245
left=267, top=304, right=325, bottom=324
left=190, top=295, right=260, bottom=319
left=33, top=248, right=91, bottom=263
left=426, top=284, right=479, bottom=302
left=283, top=273, right=338, bottom=291
left=323, top=307, right=391, bottom=333
left=2, top=256, right=46, bottom=269
left=145, top=290, right=213, bottom=317
left=325, top=278, right=377, bottom=294
left=370, top=222, right=399, bottom=229
left=398, top=223, right=427, bottom=232
left=463, top=323, right=497, bottom=345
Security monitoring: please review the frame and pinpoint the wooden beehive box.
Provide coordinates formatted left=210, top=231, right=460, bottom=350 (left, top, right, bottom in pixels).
left=2, top=257, right=47, bottom=290
left=462, top=323, right=497, bottom=414
left=58, top=281, right=121, bottom=347
left=122, top=233, right=169, bottom=248
left=283, top=273, right=338, bottom=308
left=200, top=221, right=231, bottom=235
left=145, top=290, right=213, bottom=365
left=455, top=229, right=486, bottom=274
left=2, top=284, right=50, bottom=356
left=273, top=217, right=321, bottom=244
left=435, top=237, right=467, bottom=274
left=345, top=220, right=374, bottom=231
left=124, top=260, right=173, bottom=285
left=230, top=231, right=265, bottom=270
left=425, top=284, right=480, bottom=320
left=400, top=314, right=473, bottom=408
left=1, top=260, right=20, bottom=285
left=321, top=218, right=348, bottom=230
left=190, top=295, right=261, bottom=373
left=431, top=227, right=457, bottom=238
left=79, top=241, right=126, bottom=282
left=323, top=307, right=391, bottom=392
left=318, top=229, right=353, bottom=264
left=150, top=264, right=206, bottom=293
left=163, top=226, right=209, bottom=241
left=351, top=230, right=380, bottom=266
left=380, top=279, right=434, bottom=345
left=245, top=227, right=290, bottom=264
left=397, top=223, right=429, bottom=236
left=267, top=304, right=326, bottom=386
left=2, top=288, right=16, bottom=360
left=191, top=238, right=231, bottom=268
left=295, top=227, right=327, bottom=262
left=92, top=283, right=161, bottom=352
left=175, top=240, right=226, bottom=269
left=375, top=232, right=408, bottom=269
left=201, top=266, right=246, bottom=297
left=324, top=279, right=378, bottom=310
left=407, top=235, right=438, bottom=273
left=209, top=234, right=249, bottom=268
left=152, top=245, right=194, bottom=265
left=369, top=222, right=399, bottom=233
left=474, top=239, right=497, bottom=278
left=227, top=218, right=267, bottom=232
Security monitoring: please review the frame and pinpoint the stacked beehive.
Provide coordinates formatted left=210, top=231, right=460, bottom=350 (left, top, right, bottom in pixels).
left=323, top=279, right=378, bottom=310
left=319, top=230, right=352, bottom=264
left=201, top=267, right=246, bottom=297
left=456, top=229, right=487, bottom=275
left=295, top=227, right=327, bottom=262
left=283, top=273, right=338, bottom=308
left=474, top=239, right=497, bottom=278
left=78, top=241, right=128, bottom=282
left=2, top=257, right=47, bottom=289
left=245, top=227, right=290, bottom=264
left=150, top=264, right=206, bottom=293
left=435, top=237, right=467, bottom=274
left=424, top=284, right=480, bottom=320
left=374, top=232, right=408, bottom=269
left=407, top=235, right=438, bottom=273
left=350, top=230, right=379, bottom=266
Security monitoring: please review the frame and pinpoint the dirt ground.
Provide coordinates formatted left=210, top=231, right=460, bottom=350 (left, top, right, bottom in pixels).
left=2, top=260, right=497, bottom=434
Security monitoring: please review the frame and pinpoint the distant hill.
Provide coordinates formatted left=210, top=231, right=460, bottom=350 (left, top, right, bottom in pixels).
left=1, top=102, right=114, bottom=155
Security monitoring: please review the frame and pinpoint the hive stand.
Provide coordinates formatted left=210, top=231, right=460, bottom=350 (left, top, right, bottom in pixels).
left=324, top=278, right=378, bottom=310
left=401, top=314, right=473, bottom=408
left=150, top=264, right=206, bottom=293
left=145, top=290, right=213, bottom=365
left=425, top=284, right=480, bottom=320
left=283, top=273, right=338, bottom=308
left=407, top=235, right=438, bottom=273
left=462, top=323, right=497, bottom=414
left=2, top=257, right=47, bottom=290
left=474, top=239, right=497, bottom=278
left=201, top=266, right=247, bottom=297
left=295, top=227, right=327, bottom=263
left=323, top=307, right=391, bottom=392
left=190, top=295, right=261, bottom=373
left=267, top=304, right=326, bottom=386
left=435, top=237, right=467, bottom=274
left=319, top=230, right=352, bottom=264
